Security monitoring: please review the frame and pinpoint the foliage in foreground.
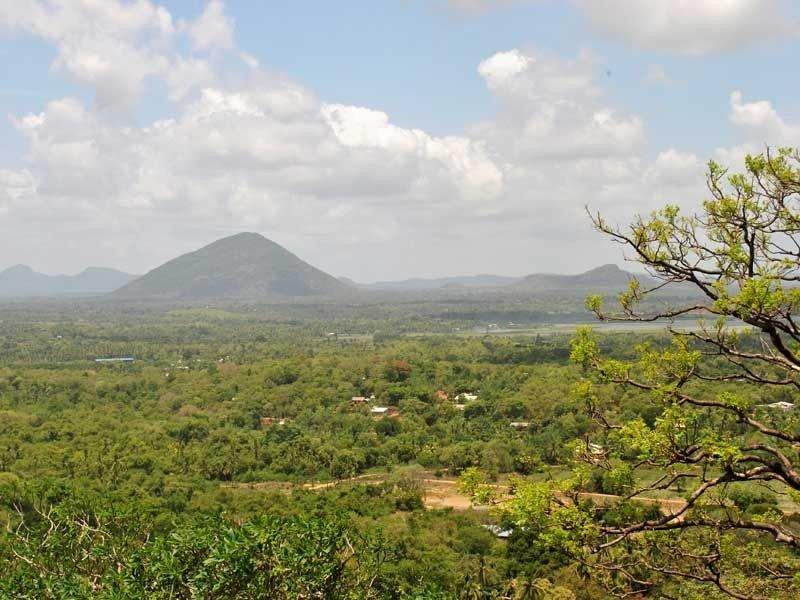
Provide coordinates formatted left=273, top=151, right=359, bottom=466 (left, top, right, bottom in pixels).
left=496, top=149, right=800, bottom=598
left=1, top=502, right=385, bottom=599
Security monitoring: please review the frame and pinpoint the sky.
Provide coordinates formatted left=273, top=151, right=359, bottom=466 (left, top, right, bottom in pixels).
left=0, top=0, right=799, bottom=281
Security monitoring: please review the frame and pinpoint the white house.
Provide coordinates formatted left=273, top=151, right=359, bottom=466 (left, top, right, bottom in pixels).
left=482, top=524, right=513, bottom=538
left=370, top=406, right=400, bottom=418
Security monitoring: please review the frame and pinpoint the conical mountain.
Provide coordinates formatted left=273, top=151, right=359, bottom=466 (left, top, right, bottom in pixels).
left=110, top=233, right=351, bottom=300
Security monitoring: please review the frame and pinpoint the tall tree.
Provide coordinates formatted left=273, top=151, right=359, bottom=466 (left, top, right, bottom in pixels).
left=507, top=148, right=800, bottom=598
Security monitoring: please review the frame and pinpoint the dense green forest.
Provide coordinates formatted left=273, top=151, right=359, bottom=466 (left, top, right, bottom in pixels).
left=0, top=306, right=606, bottom=597
left=0, top=304, right=795, bottom=598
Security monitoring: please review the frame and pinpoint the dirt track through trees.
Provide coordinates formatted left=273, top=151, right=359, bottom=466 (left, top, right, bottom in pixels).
left=227, top=472, right=689, bottom=515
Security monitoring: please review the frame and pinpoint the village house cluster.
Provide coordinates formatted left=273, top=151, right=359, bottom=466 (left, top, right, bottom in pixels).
left=256, top=387, right=555, bottom=431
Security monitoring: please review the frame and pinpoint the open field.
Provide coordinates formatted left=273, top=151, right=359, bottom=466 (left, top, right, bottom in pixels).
left=226, top=470, right=691, bottom=515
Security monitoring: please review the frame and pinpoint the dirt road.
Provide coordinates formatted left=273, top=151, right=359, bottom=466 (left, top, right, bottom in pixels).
left=226, top=471, right=689, bottom=516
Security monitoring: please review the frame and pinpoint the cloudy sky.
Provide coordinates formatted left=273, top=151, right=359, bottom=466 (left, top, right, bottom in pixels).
left=0, top=0, right=798, bottom=281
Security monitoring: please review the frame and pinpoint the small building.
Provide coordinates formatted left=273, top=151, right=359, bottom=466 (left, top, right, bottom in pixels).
left=370, top=406, right=400, bottom=419
left=94, top=357, right=135, bottom=363
left=482, top=524, right=513, bottom=538
left=351, top=396, right=369, bottom=405
left=510, top=421, right=530, bottom=430
left=454, top=403, right=466, bottom=411
left=435, top=390, right=449, bottom=401
left=763, top=401, right=795, bottom=412
left=456, top=392, right=478, bottom=402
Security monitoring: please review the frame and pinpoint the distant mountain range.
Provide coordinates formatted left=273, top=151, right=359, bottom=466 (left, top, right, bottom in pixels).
left=0, top=265, right=137, bottom=298
left=0, top=233, right=655, bottom=301
left=110, top=232, right=352, bottom=301
left=352, top=264, right=645, bottom=293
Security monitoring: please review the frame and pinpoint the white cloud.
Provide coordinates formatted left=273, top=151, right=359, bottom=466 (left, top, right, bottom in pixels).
left=729, top=91, right=800, bottom=143
left=0, top=2, right=760, bottom=278
left=646, top=149, right=703, bottom=186
left=0, top=0, right=177, bottom=107
left=0, top=169, right=35, bottom=214
left=480, top=48, right=600, bottom=102
left=184, top=0, right=234, bottom=51
left=445, top=0, right=798, bottom=54
left=321, top=103, right=503, bottom=199
left=239, top=52, right=260, bottom=69
left=477, top=49, right=529, bottom=89
left=709, top=91, right=800, bottom=171
left=165, top=57, right=216, bottom=101
left=2, top=67, right=512, bottom=275
left=0, top=0, right=174, bottom=39
left=471, top=49, right=644, bottom=159
left=574, top=0, right=798, bottom=55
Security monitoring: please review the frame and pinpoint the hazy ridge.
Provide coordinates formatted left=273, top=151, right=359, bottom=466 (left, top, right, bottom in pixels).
left=3, top=233, right=657, bottom=302
left=0, top=265, right=137, bottom=298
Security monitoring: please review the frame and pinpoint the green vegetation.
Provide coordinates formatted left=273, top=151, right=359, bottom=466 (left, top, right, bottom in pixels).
left=0, top=306, right=658, bottom=598
left=0, top=305, right=793, bottom=598
left=497, top=148, right=800, bottom=598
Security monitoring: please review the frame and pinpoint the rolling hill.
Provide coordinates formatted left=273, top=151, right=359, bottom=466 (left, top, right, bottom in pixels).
left=110, top=233, right=352, bottom=301
left=511, top=264, right=648, bottom=292
left=349, top=265, right=648, bottom=295
left=0, top=265, right=137, bottom=298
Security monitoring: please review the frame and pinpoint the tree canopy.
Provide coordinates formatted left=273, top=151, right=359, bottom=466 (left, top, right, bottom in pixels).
left=502, top=148, right=800, bottom=598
